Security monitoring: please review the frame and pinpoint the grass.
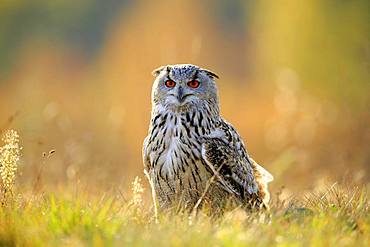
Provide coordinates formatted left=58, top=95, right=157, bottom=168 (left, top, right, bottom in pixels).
left=0, top=130, right=369, bottom=246
left=0, top=183, right=368, bottom=247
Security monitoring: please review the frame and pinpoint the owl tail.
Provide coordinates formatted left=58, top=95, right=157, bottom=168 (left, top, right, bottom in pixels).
left=250, top=158, right=274, bottom=208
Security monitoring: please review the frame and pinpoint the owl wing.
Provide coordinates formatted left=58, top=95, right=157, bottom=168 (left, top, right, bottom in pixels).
left=200, top=120, right=262, bottom=203
left=201, top=119, right=274, bottom=207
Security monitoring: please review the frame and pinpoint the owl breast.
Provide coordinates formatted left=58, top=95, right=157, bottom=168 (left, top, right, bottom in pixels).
left=146, top=109, right=223, bottom=209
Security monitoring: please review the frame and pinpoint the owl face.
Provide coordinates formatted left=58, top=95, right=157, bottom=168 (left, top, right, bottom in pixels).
left=151, top=64, right=219, bottom=110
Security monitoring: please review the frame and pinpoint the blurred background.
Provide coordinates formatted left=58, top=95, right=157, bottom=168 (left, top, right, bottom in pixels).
left=0, top=0, right=369, bottom=197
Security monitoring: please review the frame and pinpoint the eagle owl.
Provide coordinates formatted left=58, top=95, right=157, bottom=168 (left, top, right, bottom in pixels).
left=143, top=64, right=273, bottom=213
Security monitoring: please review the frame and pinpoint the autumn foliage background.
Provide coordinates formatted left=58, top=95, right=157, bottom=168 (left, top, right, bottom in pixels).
left=0, top=0, right=369, bottom=198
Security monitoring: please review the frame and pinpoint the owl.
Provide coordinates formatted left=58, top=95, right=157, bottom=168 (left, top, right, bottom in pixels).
left=143, top=64, right=273, bottom=214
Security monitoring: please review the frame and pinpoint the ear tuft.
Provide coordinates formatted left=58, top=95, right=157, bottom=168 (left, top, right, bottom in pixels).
left=152, top=65, right=168, bottom=77
left=200, top=69, right=219, bottom=79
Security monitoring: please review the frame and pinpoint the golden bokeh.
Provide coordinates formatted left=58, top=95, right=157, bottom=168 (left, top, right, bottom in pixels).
left=0, top=0, right=368, bottom=196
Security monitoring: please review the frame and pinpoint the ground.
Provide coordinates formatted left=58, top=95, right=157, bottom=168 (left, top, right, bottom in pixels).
left=0, top=182, right=368, bottom=247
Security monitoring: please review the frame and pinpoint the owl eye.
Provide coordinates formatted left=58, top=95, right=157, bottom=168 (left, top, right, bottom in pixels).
left=187, top=80, right=200, bottom=88
left=165, top=80, right=176, bottom=88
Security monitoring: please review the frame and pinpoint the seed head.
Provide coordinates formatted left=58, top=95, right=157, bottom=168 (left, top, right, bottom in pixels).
left=0, top=130, right=22, bottom=204
left=131, top=176, right=144, bottom=207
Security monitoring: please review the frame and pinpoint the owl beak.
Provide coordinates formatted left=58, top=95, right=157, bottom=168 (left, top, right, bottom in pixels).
left=177, top=86, right=185, bottom=103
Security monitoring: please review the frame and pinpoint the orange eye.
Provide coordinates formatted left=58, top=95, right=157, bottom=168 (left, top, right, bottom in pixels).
left=187, top=80, right=200, bottom=88
left=165, top=80, right=176, bottom=88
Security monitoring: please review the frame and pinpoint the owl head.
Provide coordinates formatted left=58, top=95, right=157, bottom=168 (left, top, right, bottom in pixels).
left=151, top=64, right=220, bottom=112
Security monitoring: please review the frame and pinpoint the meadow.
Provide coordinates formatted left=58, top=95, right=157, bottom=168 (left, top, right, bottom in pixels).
left=0, top=178, right=369, bottom=246
left=0, top=1, right=369, bottom=246
left=0, top=130, right=369, bottom=246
